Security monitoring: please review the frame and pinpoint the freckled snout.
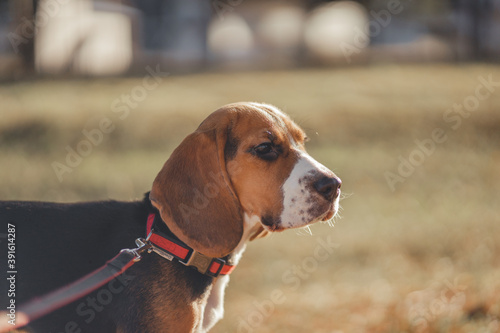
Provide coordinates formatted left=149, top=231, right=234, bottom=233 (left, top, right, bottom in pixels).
left=313, top=176, right=341, bottom=201
left=278, top=150, right=342, bottom=230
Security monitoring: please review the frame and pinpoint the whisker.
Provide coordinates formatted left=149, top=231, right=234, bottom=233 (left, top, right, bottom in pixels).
left=340, top=192, right=353, bottom=201
left=296, top=225, right=313, bottom=236
left=304, top=225, right=312, bottom=236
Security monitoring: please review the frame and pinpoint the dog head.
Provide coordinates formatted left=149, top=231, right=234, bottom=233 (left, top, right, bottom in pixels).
left=150, top=102, right=341, bottom=257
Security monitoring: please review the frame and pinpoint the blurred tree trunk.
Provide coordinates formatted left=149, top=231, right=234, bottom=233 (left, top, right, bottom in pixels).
left=453, top=0, right=494, bottom=61
left=10, top=0, right=36, bottom=74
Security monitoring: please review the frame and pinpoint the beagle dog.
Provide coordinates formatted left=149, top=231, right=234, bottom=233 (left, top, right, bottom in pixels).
left=0, top=102, right=341, bottom=333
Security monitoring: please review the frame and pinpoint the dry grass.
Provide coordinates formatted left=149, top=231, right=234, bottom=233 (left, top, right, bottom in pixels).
left=1, top=64, right=500, bottom=332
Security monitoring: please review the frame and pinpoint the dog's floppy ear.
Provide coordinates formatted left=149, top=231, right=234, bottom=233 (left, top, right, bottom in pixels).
left=150, top=111, right=243, bottom=258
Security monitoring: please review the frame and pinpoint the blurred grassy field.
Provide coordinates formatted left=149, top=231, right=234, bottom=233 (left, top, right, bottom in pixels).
left=1, top=64, right=500, bottom=332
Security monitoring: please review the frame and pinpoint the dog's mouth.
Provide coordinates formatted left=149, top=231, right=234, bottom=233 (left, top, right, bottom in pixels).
left=321, top=210, right=335, bottom=222
left=260, top=201, right=339, bottom=232
left=260, top=215, right=286, bottom=232
left=321, top=198, right=340, bottom=222
left=321, top=193, right=340, bottom=222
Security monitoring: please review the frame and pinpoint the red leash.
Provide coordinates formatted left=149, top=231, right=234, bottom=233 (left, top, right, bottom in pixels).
left=17, top=241, right=151, bottom=327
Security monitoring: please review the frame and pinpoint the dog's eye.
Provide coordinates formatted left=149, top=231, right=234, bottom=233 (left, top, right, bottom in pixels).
left=254, top=142, right=272, bottom=154
left=252, top=142, right=278, bottom=161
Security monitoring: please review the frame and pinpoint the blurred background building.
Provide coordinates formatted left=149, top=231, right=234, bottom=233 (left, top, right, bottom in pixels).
left=1, top=0, right=499, bottom=78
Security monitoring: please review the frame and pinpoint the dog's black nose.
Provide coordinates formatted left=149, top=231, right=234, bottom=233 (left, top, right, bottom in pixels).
left=313, top=176, right=341, bottom=201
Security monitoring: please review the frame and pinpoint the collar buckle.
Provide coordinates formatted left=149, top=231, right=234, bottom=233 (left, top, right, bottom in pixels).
left=183, top=251, right=227, bottom=277
left=183, top=250, right=213, bottom=275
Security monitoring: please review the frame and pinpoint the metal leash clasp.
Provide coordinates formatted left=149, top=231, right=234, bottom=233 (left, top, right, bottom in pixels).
left=143, top=228, right=176, bottom=262
left=132, top=238, right=153, bottom=262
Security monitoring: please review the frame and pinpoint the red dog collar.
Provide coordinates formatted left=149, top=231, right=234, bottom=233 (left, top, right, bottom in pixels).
left=146, top=213, right=235, bottom=277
